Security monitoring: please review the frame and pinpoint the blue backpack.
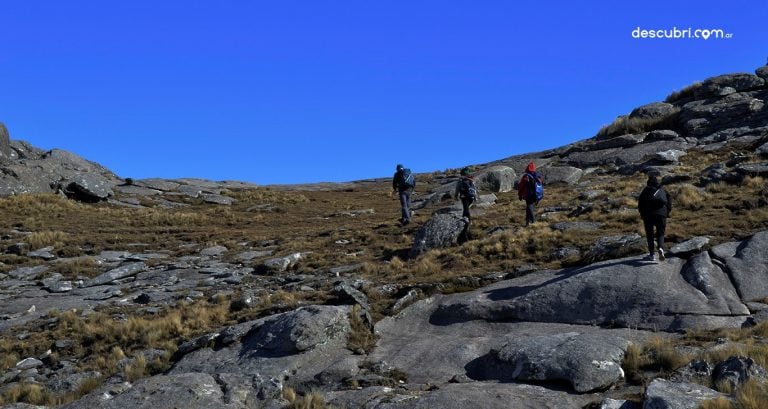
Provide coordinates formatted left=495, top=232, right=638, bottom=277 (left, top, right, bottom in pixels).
left=527, top=172, right=543, bottom=202
left=400, top=169, right=415, bottom=189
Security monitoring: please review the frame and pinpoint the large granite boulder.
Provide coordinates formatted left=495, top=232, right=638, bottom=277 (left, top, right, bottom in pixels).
left=694, top=73, right=766, bottom=99
left=473, top=166, right=516, bottom=193
left=630, top=102, right=678, bottom=120
left=493, top=332, right=629, bottom=392
left=711, top=231, right=768, bottom=302
left=537, top=166, right=584, bottom=185
left=757, top=65, right=768, bottom=80
left=63, top=173, right=114, bottom=202
left=410, top=213, right=468, bottom=257
left=431, top=254, right=749, bottom=331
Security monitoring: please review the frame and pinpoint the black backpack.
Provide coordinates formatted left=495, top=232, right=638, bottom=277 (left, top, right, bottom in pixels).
left=459, top=177, right=477, bottom=201
left=649, top=188, right=667, bottom=209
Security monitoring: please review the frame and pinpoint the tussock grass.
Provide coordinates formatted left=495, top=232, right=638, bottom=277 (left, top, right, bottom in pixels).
left=622, top=337, right=691, bottom=384
left=24, top=230, right=67, bottom=250
left=666, top=81, right=703, bottom=103
left=347, top=305, right=377, bottom=354
left=669, top=184, right=709, bottom=211
left=286, top=390, right=331, bottom=409
left=596, top=106, right=681, bottom=139
left=55, top=257, right=99, bottom=279
left=0, top=382, right=51, bottom=406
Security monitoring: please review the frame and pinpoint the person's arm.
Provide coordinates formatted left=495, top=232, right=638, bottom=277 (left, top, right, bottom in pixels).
left=666, top=190, right=672, bottom=216
left=518, top=176, right=527, bottom=200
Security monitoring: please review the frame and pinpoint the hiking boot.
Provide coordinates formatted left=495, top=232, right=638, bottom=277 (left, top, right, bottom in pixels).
left=658, top=248, right=666, bottom=261
left=645, top=253, right=657, bottom=262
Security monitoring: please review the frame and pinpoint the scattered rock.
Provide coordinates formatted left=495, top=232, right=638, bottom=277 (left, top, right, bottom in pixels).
left=261, top=253, right=303, bottom=273
left=15, top=358, right=43, bottom=370
left=9, top=265, right=48, bottom=280
left=713, top=356, right=768, bottom=390
left=538, top=166, right=584, bottom=185
left=410, top=214, right=468, bottom=257
left=82, top=262, right=146, bottom=287
left=551, top=221, right=602, bottom=232
left=629, top=102, right=677, bottom=120
left=200, top=245, right=228, bottom=257
left=583, top=234, right=643, bottom=262
left=201, top=194, right=234, bottom=205
left=64, top=173, right=114, bottom=202
left=28, top=247, right=56, bottom=260
left=655, top=149, right=687, bottom=164
left=235, top=250, right=273, bottom=262
left=598, top=398, right=640, bottom=409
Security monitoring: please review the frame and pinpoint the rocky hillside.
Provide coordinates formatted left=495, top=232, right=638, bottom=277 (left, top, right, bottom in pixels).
left=0, top=65, right=767, bottom=409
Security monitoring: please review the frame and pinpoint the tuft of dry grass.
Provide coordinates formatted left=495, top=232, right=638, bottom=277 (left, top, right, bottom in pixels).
left=596, top=106, right=681, bottom=139
left=0, top=382, right=51, bottom=406
left=24, top=230, right=68, bottom=250
left=286, top=390, right=331, bottom=409
left=668, top=184, right=709, bottom=211
left=347, top=305, right=377, bottom=354
left=665, top=81, right=703, bottom=103
left=55, top=257, right=99, bottom=279
left=700, top=396, right=735, bottom=409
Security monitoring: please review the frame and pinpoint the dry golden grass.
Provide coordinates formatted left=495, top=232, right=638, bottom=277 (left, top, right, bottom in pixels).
left=24, top=230, right=68, bottom=250
left=596, top=107, right=681, bottom=139
left=55, top=257, right=99, bottom=279
left=668, top=184, right=709, bottom=211
left=0, top=382, right=51, bottom=406
left=286, top=390, right=332, bottom=409
left=700, top=396, right=735, bottom=409
left=666, top=81, right=703, bottom=103
left=347, top=305, right=377, bottom=354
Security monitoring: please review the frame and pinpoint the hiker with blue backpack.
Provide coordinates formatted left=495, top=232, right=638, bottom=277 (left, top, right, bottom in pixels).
left=517, top=162, right=544, bottom=226
left=637, top=174, right=672, bottom=262
left=392, top=164, right=415, bottom=226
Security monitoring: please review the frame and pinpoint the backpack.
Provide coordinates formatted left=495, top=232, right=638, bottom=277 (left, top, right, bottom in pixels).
left=459, top=177, right=477, bottom=201
left=400, top=169, right=415, bottom=189
left=650, top=188, right=667, bottom=209
left=527, top=172, right=543, bottom=202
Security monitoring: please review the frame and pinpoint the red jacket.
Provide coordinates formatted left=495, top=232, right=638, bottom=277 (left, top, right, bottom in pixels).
left=518, top=162, right=542, bottom=202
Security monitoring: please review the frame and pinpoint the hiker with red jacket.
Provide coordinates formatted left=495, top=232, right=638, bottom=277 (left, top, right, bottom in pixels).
left=637, top=174, right=672, bottom=262
left=518, top=162, right=543, bottom=226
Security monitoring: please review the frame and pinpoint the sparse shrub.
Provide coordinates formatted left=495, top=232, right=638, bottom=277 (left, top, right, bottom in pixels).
left=287, top=390, right=330, bottom=409
left=736, top=379, right=768, bottom=409
left=700, top=396, right=735, bottom=409
left=0, top=382, right=52, bottom=406
left=55, top=257, right=99, bottom=279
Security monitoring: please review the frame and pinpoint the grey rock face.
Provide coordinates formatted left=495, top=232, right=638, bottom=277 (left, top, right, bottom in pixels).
left=757, top=142, right=768, bottom=157
left=9, top=265, right=48, bottom=280
left=202, top=193, right=234, bottom=205
left=473, top=165, right=516, bottom=193
left=592, top=133, right=646, bottom=150
left=696, top=73, right=765, bottom=99
left=333, top=282, right=370, bottom=311
left=432, top=255, right=749, bottom=331
left=235, top=250, right=273, bottom=262
left=493, top=332, right=629, bottom=392
left=82, top=262, right=146, bottom=287
left=60, top=372, right=259, bottom=409
left=0, top=122, right=13, bottom=159
left=735, top=163, right=768, bottom=177
left=583, top=234, right=643, bottom=263
left=646, top=130, right=680, bottom=141
left=670, top=237, right=710, bottom=257
left=599, top=399, right=640, bottom=409
left=537, top=166, right=584, bottom=185
left=680, top=252, right=748, bottom=315
left=757, top=65, right=768, bottom=80
left=15, top=358, right=43, bottom=370
left=630, top=102, right=678, bottom=120
left=711, top=231, right=768, bottom=302
left=643, top=378, right=722, bottom=409
left=64, top=173, right=114, bottom=201
left=410, top=213, right=468, bottom=257
left=681, top=91, right=768, bottom=138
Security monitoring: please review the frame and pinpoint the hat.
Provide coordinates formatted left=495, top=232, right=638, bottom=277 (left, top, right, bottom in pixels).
left=460, top=167, right=471, bottom=176
left=396, top=164, right=404, bottom=171
left=526, top=162, right=536, bottom=172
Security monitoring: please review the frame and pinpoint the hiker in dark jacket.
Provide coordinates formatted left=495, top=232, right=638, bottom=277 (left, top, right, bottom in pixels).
left=454, top=167, right=477, bottom=220
left=391, top=164, right=415, bottom=225
left=637, top=174, right=672, bottom=262
left=517, top=162, right=543, bottom=226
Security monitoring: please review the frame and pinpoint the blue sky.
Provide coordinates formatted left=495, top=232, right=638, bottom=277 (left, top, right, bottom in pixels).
left=1, top=1, right=766, bottom=184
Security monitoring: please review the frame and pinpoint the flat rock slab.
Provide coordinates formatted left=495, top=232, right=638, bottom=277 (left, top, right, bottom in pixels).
left=644, top=378, right=723, bottom=409
left=328, top=381, right=601, bottom=409
left=431, top=253, right=749, bottom=332
left=670, top=237, right=710, bottom=257
left=494, top=332, right=629, bottom=392
left=82, top=262, right=146, bottom=287
left=551, top=221, right=603, bottom=232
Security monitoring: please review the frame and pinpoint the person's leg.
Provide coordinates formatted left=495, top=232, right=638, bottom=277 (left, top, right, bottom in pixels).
left=656, top=215, right=667, bottom=260
left=399, top=190, right=411, bottom=224
left=525, top=201, right=535, bottom=225
left=643, top=217, right=655, bottom=256
left=462, top=198, right=471, bottom=219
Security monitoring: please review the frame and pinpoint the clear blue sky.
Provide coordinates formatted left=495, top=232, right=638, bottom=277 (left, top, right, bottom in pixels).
left=1, top=1, right=766, bottom=184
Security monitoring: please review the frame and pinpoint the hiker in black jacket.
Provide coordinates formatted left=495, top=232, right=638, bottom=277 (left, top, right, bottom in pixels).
left=637, top=174, right=672, bottom=262
left=391, top=164, right=415, bottom=226
left=454, top=167, right=477, bottom=220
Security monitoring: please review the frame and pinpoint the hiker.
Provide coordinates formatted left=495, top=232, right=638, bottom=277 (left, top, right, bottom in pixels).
left=638, top=174, right=672, bottom=262
left=517, top=162, right=543, bottom=226
left=391, top=164, right=415, bottom=225
left=454, top=167, right=477, bottom=220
